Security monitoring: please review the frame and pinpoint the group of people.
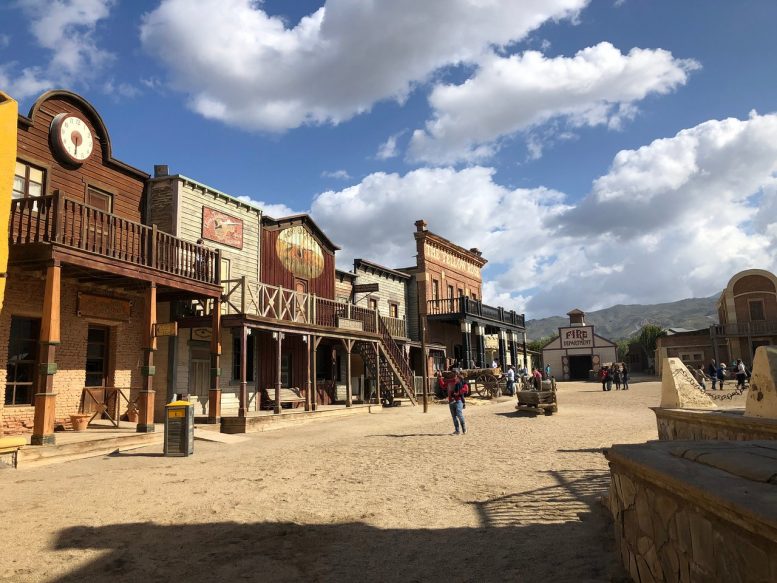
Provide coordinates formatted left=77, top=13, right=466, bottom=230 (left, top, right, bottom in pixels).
left=599, top=364, right=630, bottom=391
left=693, top=359, right=750, bottom=390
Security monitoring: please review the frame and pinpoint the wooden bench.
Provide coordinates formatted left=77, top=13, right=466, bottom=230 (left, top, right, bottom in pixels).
left=262, top=387, right=306, bottom=410
left=0, top=436, right=27, bottom=469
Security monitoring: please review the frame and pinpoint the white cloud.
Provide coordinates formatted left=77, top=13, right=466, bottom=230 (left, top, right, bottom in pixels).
left=312, top=112, right=777, bottom=319
left=0, top=34, right=10, bottom=49
left=102, top=79, right=140, bottom=99
left=236, top=196, right=298, bottom=218
left=409, top=42, right=699, bottom=164
left=0, top=0, right=115, bottom=98
left=321, top=169, right=352, bottom=180
left=376, top=130, right=406, bottom=160
left=140, top=0, right=588, bottom=131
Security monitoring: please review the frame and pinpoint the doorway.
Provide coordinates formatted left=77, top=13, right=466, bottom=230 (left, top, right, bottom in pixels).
left=568, top=355, right=592, bottom=380
left=85, top=325, right=110, bottom=387
left=190, top=346, right=210, bottom=414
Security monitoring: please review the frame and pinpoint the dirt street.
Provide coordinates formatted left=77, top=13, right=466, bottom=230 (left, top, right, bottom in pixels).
left=1, top=379, right=667, bottom=582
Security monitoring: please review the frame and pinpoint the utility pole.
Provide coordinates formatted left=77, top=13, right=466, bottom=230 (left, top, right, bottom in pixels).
left=417, top=280, right=429, bottom=413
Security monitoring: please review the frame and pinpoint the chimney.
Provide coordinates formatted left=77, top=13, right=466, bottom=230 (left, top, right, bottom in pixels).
left=154, top=164, right=169, bottom=178
left=415, top=219, right=428, bottom=232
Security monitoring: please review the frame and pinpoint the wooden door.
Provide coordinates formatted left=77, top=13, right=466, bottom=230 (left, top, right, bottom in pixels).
left=85, top=325, right=110, bottom=387
left=190, top=359, right=210, bottom=414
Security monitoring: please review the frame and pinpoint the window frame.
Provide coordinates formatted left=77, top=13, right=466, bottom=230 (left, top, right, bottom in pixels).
left=432, top=279, right=440, bottom=301
left=232, top=331, right=255, bottom=383
left=13, top=160, right=46, bottom=200
left=5, top=316, right=41, bottom=407
left=748, top=299, right=766, bottom=322
left=388, top=302, right=399, bottom=319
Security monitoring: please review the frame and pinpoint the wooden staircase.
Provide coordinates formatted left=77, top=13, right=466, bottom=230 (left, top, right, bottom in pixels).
left=357, top=314, right=417, bottom=405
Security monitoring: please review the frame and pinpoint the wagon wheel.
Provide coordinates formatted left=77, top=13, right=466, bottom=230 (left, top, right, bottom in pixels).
left=475, top=373, right=499, bottom=398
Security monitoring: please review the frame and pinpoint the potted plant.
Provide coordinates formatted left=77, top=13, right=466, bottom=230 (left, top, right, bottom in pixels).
left=69, top=413, right=91, bottom=432
left=126, top=402, right=139, bottom=423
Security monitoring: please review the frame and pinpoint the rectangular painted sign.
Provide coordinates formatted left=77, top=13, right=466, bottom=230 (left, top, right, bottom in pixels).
left=559, top=326, right=594, bottom=349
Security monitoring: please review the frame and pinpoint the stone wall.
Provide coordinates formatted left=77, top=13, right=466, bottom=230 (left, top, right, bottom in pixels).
left=653, top=407, right=777, bottom=441
left=607, top=442, right=777, bottom=582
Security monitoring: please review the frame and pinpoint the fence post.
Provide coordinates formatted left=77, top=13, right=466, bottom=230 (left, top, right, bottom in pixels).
left=240, top=275, right=246, bottom=314
left=54, top=191, right=64, bottom=243
left=312, top=294, right=317, bottom=325
left=214, top=249, right=222, bottom=285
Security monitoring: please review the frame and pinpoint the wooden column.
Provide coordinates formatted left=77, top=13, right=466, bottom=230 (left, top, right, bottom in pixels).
left=32, top=261, right=61, bottom=446
left=304, top=334, right=312, bottom=411
left=311, top=336, right=321, bottom=411
left=342, top=339, right=354, bottom=407
left=498, top=330, right=507, bottom=370
left=375, top=341, right=381, bottom=404
left=208, top=297, right=222, bottom=423
left=274, top=331, right=284, bottom=414
left=137, top=283, right=157, bottom=433
left=522, top=331, right=528, bottom=370
left=238, top=325, right=248, bottom=417
left=461, top=321, right=473, bottom=369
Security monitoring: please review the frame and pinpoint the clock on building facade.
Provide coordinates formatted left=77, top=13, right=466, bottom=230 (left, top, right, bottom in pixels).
left=49, top=113, right=94, bottom=165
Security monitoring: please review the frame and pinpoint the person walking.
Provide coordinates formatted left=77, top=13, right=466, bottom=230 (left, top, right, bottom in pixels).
left=735, top=359, right=747, bottom=390
left=695, top=365, right=707, bottom=390
left=505, top=365, right=515, bottom=397
left=600, top=366, right=609, bottom=391
left=613, top=366, right=622, bottom=390
left=448, top=373, right=468, bottom=435
left=545, top=363, right=551, bottom=379
left=707, top=359, right=718, bottom=390
left=621, top=364, right=629, bottom=390
left=717, top=363, right=726, bottom=390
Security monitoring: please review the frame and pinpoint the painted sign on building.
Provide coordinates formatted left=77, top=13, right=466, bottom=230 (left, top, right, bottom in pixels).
left=202, top=207, right=244, bottom=249
left=276, top=226, right=325, bottom=280
left=559, top=326, right=594, bottom=349
left=424, top=242, right=481, bottom=278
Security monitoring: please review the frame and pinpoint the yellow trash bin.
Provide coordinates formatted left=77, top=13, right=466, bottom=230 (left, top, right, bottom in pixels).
left=164, top=400, right=194, bottom=456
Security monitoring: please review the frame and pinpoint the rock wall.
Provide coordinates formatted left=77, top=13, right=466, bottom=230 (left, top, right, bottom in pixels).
left=746, top=346, right=777, bottom=419
left=653, top=408, right=777, bottom=441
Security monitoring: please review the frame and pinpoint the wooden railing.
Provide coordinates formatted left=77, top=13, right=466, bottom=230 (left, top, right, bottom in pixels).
left=382, top=315, right=407, bottom=338
left=9, top=192, right=220, bottom=285
left=427, top=297, right=525, bottom=328
left=712, top=321, right=777, bottom=337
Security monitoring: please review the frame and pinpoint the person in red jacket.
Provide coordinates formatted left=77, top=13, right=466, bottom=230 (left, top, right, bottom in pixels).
left=448, top=372, right=468, bottom=435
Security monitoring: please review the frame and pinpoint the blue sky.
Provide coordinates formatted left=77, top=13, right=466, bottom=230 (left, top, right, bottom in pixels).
left=2, top=0, right=777, bottom=319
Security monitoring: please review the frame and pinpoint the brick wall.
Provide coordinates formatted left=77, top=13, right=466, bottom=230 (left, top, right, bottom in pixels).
left=1, top=269, right=147, bottom=435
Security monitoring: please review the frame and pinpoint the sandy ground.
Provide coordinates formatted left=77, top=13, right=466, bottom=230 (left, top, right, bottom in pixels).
left=0, top=377, right=703, bottom=582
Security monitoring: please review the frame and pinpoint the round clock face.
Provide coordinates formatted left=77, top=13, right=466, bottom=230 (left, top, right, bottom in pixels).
left=50, top=113, right=94, bottom=164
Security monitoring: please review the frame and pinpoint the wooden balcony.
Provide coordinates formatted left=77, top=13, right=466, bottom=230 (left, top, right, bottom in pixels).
left=9, top=192, right=221, bottom=295
left=382, top=315, right=407, bottom=339
left=427, top=297, right=525, bottom=330
left=712, top=321, right=777, bottom=337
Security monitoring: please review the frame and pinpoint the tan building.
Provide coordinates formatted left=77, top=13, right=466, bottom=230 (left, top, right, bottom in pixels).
left=541, top=309, right=617, bottom=380
left=656, top=269, right=777, bottom=369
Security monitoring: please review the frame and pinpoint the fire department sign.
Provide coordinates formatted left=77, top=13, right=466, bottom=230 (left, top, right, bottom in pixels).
left=559, top=326, right=594, bottom=349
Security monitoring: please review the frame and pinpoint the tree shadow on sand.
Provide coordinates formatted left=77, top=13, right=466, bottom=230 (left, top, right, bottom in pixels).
left=47, top=469, right=625, bottom=583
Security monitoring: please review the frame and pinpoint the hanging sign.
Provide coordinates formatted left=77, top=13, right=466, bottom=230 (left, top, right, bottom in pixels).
left=154, top=322, right=178, bottom=337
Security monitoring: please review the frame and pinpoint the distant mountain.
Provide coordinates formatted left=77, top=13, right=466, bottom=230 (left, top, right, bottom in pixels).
left=525, top=295, right=720, bottom=341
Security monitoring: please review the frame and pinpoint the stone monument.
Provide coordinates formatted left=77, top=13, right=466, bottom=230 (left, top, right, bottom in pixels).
left=745, top=346, right=777, bottom=419
left=660, top=358, right=716, bottom=410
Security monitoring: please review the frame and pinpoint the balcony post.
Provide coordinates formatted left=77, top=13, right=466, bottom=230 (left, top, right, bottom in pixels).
left=342, top=339, right=354, bottom=407
left=32, top=260, right=61, bottom=445
left=461, top=321, right=473, bottom=369
left=54, top=192, right=65, bottom=243
left=522, top=331, right=528, bottom=370
left=509, top=332, right=518, bottom=367
left=304, top=334, right=312, bottom=411
left=239, top=325, right=248, bottom=418
left=240, top=276, right=246, bottom=314
left=472, top=323, right=485, bottom=368
left=208, top=297, right=222, bottom=423
left=311, top=335, right=321, bottom=411
left=311, top=294, right=317, bottom=325
left=498, top=330, right=507, bottom=371
left=137, top=283, right=157, bottom=433
left=274, top=331, right=283, bottom=414
left=375, top=341, right=381, bottom=405
left=149, top=224, right=157, bottom=269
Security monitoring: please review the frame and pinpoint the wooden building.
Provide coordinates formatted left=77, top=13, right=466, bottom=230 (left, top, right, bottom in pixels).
left=1, top=91, right=221, bottom=441
left=401, top=219, right=527, bottom=374
left=145, top=172, right=418, bottom=422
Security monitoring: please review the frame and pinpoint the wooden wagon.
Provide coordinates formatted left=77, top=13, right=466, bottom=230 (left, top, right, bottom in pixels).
left=440, top=368, right=507, bottom=399
left=515, top=378, right=558, bottom=415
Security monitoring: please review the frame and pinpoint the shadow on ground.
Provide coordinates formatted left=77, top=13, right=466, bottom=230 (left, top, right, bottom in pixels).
left=45, top=469, right=624, bottom=583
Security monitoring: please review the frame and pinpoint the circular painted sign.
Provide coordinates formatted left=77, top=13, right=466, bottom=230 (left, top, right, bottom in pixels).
left=276, top=226, right=324, bottom=279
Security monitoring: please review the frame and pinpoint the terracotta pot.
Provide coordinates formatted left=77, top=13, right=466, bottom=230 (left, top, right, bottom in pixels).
left=70, top=414, right=90, bottom=432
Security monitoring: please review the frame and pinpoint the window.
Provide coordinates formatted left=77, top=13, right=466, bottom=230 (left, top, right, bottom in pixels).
left=232, top=332, right=255, bottom=382
left=86, top=187, right=112, bottom=212
left=13, top=161, right=44, bottom=200
left=749, top=299, right=765, bottom=321
left=389, top=303, right=399, bottom=318
left=457, top=287, right=463, bottom=298
left=5, top=317, right=40, bottom=406
left=447, top=284, right=454, bottom=299
left=369, top=298, right=378, bottom=311
left=432, top=279, right=440, bottom=301
left=85, top=326, right=110, bottom=387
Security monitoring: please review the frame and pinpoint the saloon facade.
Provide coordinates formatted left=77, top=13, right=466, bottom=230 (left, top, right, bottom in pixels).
left=1, top=91, right=221, bottom=441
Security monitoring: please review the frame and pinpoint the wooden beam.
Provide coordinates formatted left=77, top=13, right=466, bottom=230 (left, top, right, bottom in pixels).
left=341, top=338, right=354, bottom=408
left=274, top=331, right=283, bottom=414
left=137, top=283, right=156, bottom=433
left=32, top=260, right=60, bottom=446
left=311, top=334, right=319, bottom=411
left=305, top=334, right=312, bottom=412
left=239, top=325, right=248, bottom=418
left=208, top=297, right=222, bottom=423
